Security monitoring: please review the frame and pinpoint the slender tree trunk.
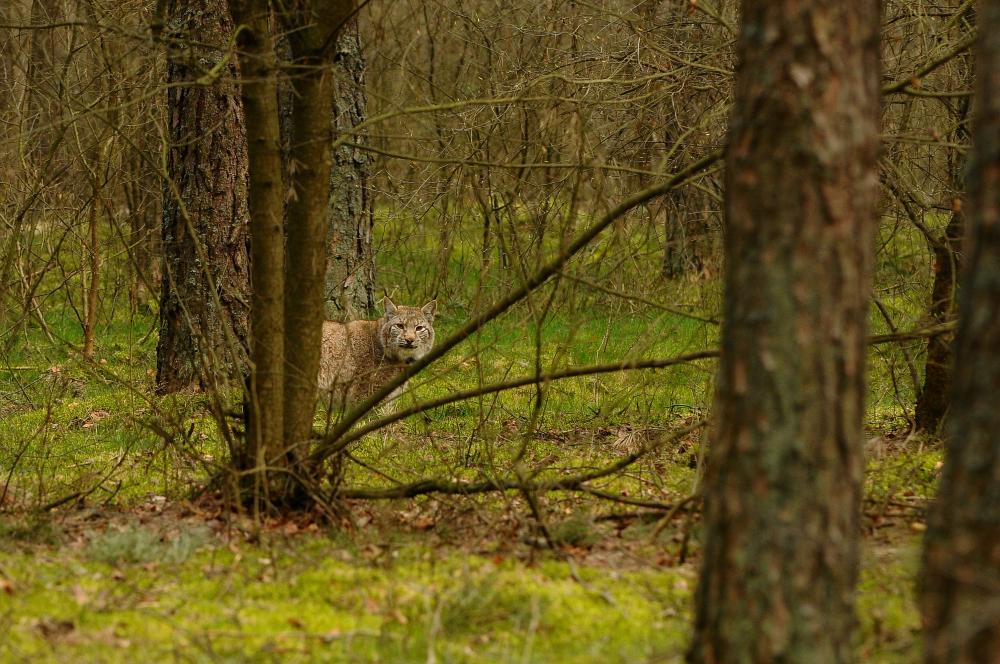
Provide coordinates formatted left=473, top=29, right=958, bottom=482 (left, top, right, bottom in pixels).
left=915, top=92, right=972, bottom=433
left=22, top=0, right=59, bottom=164
left=914, top=204, right=963, bottom=431
left=1, top=0, right=60, bottom=338
left=921, top=4, right=1000, bottom=660
left=124, top=152, right=161, bottom=312
left=155, top=0, right=251, bottom=394
left=325, top=16, right=375, bottom=321
left=663, top=187, right=711, bottom=279
left=279, top=1, right=356, bottom=467
left=688, top=1, right=880, bottom=662
left=228, top=0, right=286, bottom=495
left=83, top=180, right=100, bottom=359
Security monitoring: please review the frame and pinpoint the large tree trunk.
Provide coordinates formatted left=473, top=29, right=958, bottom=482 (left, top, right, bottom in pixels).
left=228, top=0, right=355, bottom=507
left=688, top=1, right=880, bottom=662
left=920, top=4, right=1000, bottom=660
left=325, top=17, right=375, bottom=321
left=228, top=0, right=286, bottom=496
left=155, top=0, right=251, bottom=394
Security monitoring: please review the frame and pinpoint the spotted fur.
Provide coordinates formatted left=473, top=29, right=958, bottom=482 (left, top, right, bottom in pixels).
left=317, top=297, right=436, bottom=407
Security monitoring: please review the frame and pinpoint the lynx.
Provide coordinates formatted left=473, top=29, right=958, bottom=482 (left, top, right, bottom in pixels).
left=317, top=297, right=437, bottom=408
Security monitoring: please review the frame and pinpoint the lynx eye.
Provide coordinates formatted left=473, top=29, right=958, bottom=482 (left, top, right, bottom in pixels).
left=391, top=323, right=403, bottom=330
left=416, top=325, right=426, bottom=332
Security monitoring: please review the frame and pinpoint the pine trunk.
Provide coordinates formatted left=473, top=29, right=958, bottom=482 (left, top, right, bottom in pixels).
left=325, top=17, right=375, bottom=321
left=688, top=1, right=880, bottom=662
left=155, top=0, right=250, bottom=394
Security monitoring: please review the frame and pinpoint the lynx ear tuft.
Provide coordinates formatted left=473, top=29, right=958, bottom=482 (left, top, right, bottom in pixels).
left=383, top=297, right=397, bottom=318
left=421, top=300, right=437, bottom=320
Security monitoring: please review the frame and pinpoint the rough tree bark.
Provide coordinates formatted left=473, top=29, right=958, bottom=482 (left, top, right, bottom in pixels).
left=688, top=1, right=880, bottom=662
left=920, top=3, right=1000, bottom=659
left=155, top=0, right=251, bottom=394
left=325, top=16, right=375, bottom=321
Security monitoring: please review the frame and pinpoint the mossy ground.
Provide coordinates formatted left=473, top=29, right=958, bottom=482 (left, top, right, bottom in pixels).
left=0, top=215, right=939, bottom=661
left=0, top=308, right=932, bottom=663
left=0, top=504, right=924, bottom=663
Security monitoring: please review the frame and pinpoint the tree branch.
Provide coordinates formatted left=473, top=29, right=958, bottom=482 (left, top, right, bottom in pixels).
left=882, top=33, right=977, bottom=95
left=308, top=150, right=723, bottom=464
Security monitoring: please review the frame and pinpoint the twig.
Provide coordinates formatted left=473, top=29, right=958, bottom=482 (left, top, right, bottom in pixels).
left=882, top=32, right=977, bottom=95
left=323, top=321, right=956, bottom=454
left=650, top=494, right=700, bottom=542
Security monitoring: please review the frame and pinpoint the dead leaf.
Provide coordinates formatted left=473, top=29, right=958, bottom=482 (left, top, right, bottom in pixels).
left=412, top=516, right=435, bottom=531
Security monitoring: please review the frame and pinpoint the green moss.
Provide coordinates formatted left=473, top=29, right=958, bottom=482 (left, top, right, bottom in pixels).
left=857, top=539, right=923, bottom=663
left=0, top=535, right=696, bottom=663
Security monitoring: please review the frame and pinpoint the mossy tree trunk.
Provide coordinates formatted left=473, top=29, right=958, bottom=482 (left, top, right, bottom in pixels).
left=155, top=0, right=251, bottom=394
left=325, top=16, right=375, bottom=321
left=920, top=4, right=1000, bottom=660
left=688, top=1, right=880, bottom=662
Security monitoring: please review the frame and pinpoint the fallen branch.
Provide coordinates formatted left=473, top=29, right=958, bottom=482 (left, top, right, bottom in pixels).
left=868, top=320, right=956, bottom=345
left=336, top=419, right=706, bottom=500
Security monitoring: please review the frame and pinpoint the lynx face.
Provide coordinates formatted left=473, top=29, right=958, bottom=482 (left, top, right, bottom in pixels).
left=379, top=298, right=436, bottom=364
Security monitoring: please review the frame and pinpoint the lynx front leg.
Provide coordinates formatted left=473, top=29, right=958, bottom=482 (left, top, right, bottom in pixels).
left=376, top=381, right=408, bottom=443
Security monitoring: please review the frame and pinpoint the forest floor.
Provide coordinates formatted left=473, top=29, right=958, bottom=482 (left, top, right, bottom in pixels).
left=0, top=305, right=938, bottom=662
left=0, top=484, right=928, bottom=664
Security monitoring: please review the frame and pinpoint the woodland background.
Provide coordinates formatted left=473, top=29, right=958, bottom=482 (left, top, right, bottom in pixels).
left=0, top=0, right=993, bottom=662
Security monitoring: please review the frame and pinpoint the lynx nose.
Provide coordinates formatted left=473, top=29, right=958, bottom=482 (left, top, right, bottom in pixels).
left=402, top=334, right=416, bottom=347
